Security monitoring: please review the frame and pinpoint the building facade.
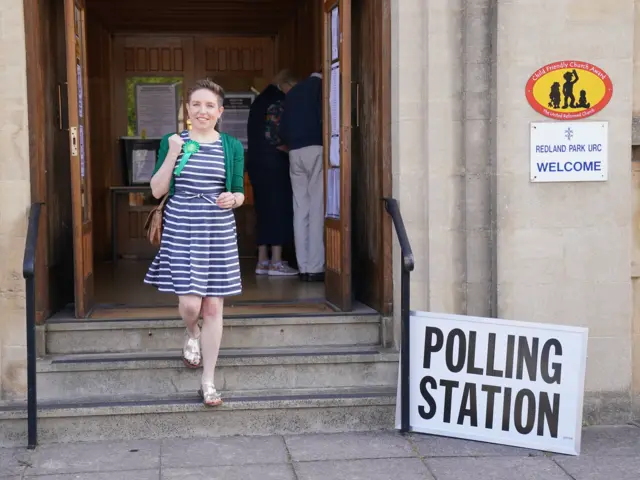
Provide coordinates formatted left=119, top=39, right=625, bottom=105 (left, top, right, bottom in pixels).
left=0, top=0, right=638, bottom=425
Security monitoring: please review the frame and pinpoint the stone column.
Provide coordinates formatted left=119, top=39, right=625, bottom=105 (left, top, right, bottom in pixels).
left=391, top=0, right=466, bottom=328
left=463, top=0, right=493, bottom=317
left=0, top=0, right=31, bottom=400
left=494, top=0, right=635, bottom=422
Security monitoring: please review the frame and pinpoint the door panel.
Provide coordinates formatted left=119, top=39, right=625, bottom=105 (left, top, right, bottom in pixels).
left=351, top=0, right=392, bottom=314
left=323, top=0, right=352, bottom=311
left=65, top=0, right=94, bottom=317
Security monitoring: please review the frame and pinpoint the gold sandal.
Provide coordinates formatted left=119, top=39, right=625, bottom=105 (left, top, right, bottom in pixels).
left=199, top=382, right=223, bottom=407
left=182, top=329, right=201, bottom=369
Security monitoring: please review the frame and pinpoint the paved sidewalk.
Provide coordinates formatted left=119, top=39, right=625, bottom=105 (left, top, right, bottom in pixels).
left=1, top=425, right=639, bottom=479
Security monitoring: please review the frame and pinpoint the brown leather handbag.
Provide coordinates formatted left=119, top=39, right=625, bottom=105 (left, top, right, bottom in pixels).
left=144, top=193, right=170, bottom=246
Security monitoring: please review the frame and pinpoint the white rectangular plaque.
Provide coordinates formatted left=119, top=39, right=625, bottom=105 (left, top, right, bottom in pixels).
left=530, top=121, right=608, bottom=182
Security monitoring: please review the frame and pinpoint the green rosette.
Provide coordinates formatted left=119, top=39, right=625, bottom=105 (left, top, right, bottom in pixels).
left=174, top=140, right=200, bottom=176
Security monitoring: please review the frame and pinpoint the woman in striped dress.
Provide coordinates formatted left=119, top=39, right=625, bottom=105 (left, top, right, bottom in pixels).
left=145, top=79, right=245, bottom=407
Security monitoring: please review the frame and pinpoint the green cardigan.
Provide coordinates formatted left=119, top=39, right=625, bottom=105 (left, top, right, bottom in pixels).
left=152, top=132, right=245, bottom=196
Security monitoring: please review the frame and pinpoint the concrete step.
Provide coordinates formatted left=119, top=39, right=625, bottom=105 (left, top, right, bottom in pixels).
left=0, top=386, right=396, bottom=447
left=36, top=346, right=399, bottom=401
left=43, top=314, right=382, bottom=354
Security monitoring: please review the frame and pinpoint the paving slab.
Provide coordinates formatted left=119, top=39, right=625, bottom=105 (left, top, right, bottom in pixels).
left=427, top=457, right=571, bottom=480
left=293, top=458, right=434, bottom=480
left=0, top=448, right=30, bottom=477
left=26, top=440, right=161, bottom=476
left=573, top=425, right=640, bottom=456
left=24, top=470, right=159, bottom=480
left=284, top=431, right=414, bottom=461
left=161, top=435, right=288, bottom=468
left=553, top=455, right=640, bottom=480
left=162, top=464, right=296, bottom=479
left=410, top=433, right=542, bottom=457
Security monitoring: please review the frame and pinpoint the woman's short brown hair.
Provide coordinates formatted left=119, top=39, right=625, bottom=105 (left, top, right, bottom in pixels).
left=187, top=78, right=225, bottom=106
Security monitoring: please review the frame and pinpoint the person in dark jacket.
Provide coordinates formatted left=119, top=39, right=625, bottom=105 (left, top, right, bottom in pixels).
left=246, top=69, right=299, bottom=276
left=279, top=71, right=324, bottom=282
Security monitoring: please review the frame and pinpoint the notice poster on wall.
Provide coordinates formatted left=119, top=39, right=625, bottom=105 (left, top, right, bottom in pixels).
left=218, top=93, right=254, bottom=149
left=326, top=167, right=340, bottom=218
left=329, top=62, right=340, bottom=167
left=79, top=124, right=85, bottom=178
left=135, top=83, right=179, bottom=137
left=132, top=149, right=156, bottom=184
left=77, top=63, right=84, bottom=119
left=395, top=311, right=588, bottom=455
left=331, top=7, right=339, bottom=61
left=330, top=62, right=340, bottom=137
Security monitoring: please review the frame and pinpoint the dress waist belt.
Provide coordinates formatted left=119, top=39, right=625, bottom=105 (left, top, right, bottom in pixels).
left=174, top=193, right=218, bottom=205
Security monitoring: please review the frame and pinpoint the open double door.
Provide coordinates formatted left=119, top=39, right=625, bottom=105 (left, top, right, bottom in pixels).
left=322, top=0, right=353, bottom=311
left=64, top=0, right=94, bottom=317
left=62, top=0, right=355, bottom=317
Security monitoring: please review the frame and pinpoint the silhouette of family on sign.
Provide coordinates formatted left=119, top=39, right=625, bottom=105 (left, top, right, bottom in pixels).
left=548, top=69, right=591, bottom=110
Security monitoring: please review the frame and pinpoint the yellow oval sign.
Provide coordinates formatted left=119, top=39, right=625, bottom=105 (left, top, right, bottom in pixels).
left=525, top=60, right=613, bottom=120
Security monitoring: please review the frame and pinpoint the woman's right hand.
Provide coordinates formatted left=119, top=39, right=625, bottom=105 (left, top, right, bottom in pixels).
left=168, top=134, right=184, bottom=155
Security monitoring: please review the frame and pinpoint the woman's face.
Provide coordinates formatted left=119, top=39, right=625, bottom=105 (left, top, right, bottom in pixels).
left=187, top=88, right=223, bottom=131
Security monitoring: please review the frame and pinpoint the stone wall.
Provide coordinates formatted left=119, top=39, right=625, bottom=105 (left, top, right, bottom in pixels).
left=392, top=0, right=637, bottom=423
left=0, top=0, right=31, bottom=401
left=391, top=0, right=493, bottom=320
left=494, top=0, right=635, bottom=423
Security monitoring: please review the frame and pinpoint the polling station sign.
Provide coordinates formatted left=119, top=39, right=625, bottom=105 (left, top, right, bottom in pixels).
left=395, top=311, right=588, bottom=455
left=530, top=121, right=607, bottom=183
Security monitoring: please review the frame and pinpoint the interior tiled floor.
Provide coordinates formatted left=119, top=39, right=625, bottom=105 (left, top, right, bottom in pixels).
left=95, top=259, right=325, bottom=307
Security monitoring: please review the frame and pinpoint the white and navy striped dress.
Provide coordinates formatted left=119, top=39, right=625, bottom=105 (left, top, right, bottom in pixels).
left=144, top=131, right=242, bottom=297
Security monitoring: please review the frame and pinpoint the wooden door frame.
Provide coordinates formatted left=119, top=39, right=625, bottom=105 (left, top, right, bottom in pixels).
left=24, top=0, right=50, bottom=324
left=379, top=0, right=393, bottom=316
left=22, top=0, right=394, bottom=320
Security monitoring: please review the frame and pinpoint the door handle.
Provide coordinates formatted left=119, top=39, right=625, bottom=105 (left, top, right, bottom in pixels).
left=57, top=84, right=63, bottom=130
left=356, top=82, right=360, bottom=128
left=353, top=81, right=360, bottom=128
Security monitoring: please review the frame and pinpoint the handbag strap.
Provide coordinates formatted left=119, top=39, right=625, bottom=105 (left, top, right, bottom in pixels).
left=157, top=192, right=170, bottom=209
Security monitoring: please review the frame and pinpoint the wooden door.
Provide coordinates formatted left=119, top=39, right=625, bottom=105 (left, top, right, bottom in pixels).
left=351, top=0, right=392, bottom=314
left=323, top=0, right=352, bottom=311
left=65, top=0, right=94, bottom=317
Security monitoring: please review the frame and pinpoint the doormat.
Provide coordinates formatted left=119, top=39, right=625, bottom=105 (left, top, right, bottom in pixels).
left=88, top=301, right=336, bottom=320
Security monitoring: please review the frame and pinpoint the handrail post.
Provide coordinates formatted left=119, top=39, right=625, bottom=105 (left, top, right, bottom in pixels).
left=23, top=203, right=41, bottom=449
left=400, top=253, right=410, bottom=433
left=383, top=198, right=414, bottom=435
left=25, top=268, right=37, bottom=449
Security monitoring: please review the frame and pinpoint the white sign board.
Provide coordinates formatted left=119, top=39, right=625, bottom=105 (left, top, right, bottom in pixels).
left=135, top=83, right=179, bottom=137
left=218, top=93, right=254, bottom=149
left=396, top=311, right=588, bottom=456
left=530, top=121, right=607, bottom=182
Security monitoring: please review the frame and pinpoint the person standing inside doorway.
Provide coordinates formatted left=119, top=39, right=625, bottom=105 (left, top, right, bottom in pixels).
left=145, top=79, right=245, bottom=407
left=246, top=69, right=298, bottom=276
left=279, top=70, right=325, bottom=282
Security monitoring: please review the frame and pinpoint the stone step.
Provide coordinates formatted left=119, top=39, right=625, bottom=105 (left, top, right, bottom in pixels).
left=43, top=314, right=382, bottom=355
left=36, top=346, right=399, bottom=401
left=0, top=386, right=396, bottom=447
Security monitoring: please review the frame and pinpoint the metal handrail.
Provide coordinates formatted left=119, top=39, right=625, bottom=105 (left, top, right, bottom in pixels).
left=383, top=198, right=414, bottom=434
left=22, top=202, right=42, bottom=449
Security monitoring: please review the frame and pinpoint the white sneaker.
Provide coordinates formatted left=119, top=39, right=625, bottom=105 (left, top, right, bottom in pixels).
left=268, top=261, right=299, bottom=276
left=255, top=261, right=270, bottom=275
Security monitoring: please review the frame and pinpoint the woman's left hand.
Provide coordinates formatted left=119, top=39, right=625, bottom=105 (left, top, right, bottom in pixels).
left=216, top=192, right=237, bottom=209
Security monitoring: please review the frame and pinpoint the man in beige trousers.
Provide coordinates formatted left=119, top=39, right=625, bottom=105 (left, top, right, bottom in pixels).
left=279, top=71, right=325, bottom=282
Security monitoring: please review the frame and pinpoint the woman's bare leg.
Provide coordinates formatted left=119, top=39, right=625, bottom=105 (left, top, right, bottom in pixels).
left=179, top=295, right=202, bottom=337
left=179, top=295, right=203, bottom=367
left=200, top=296, right=224, bottom=386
